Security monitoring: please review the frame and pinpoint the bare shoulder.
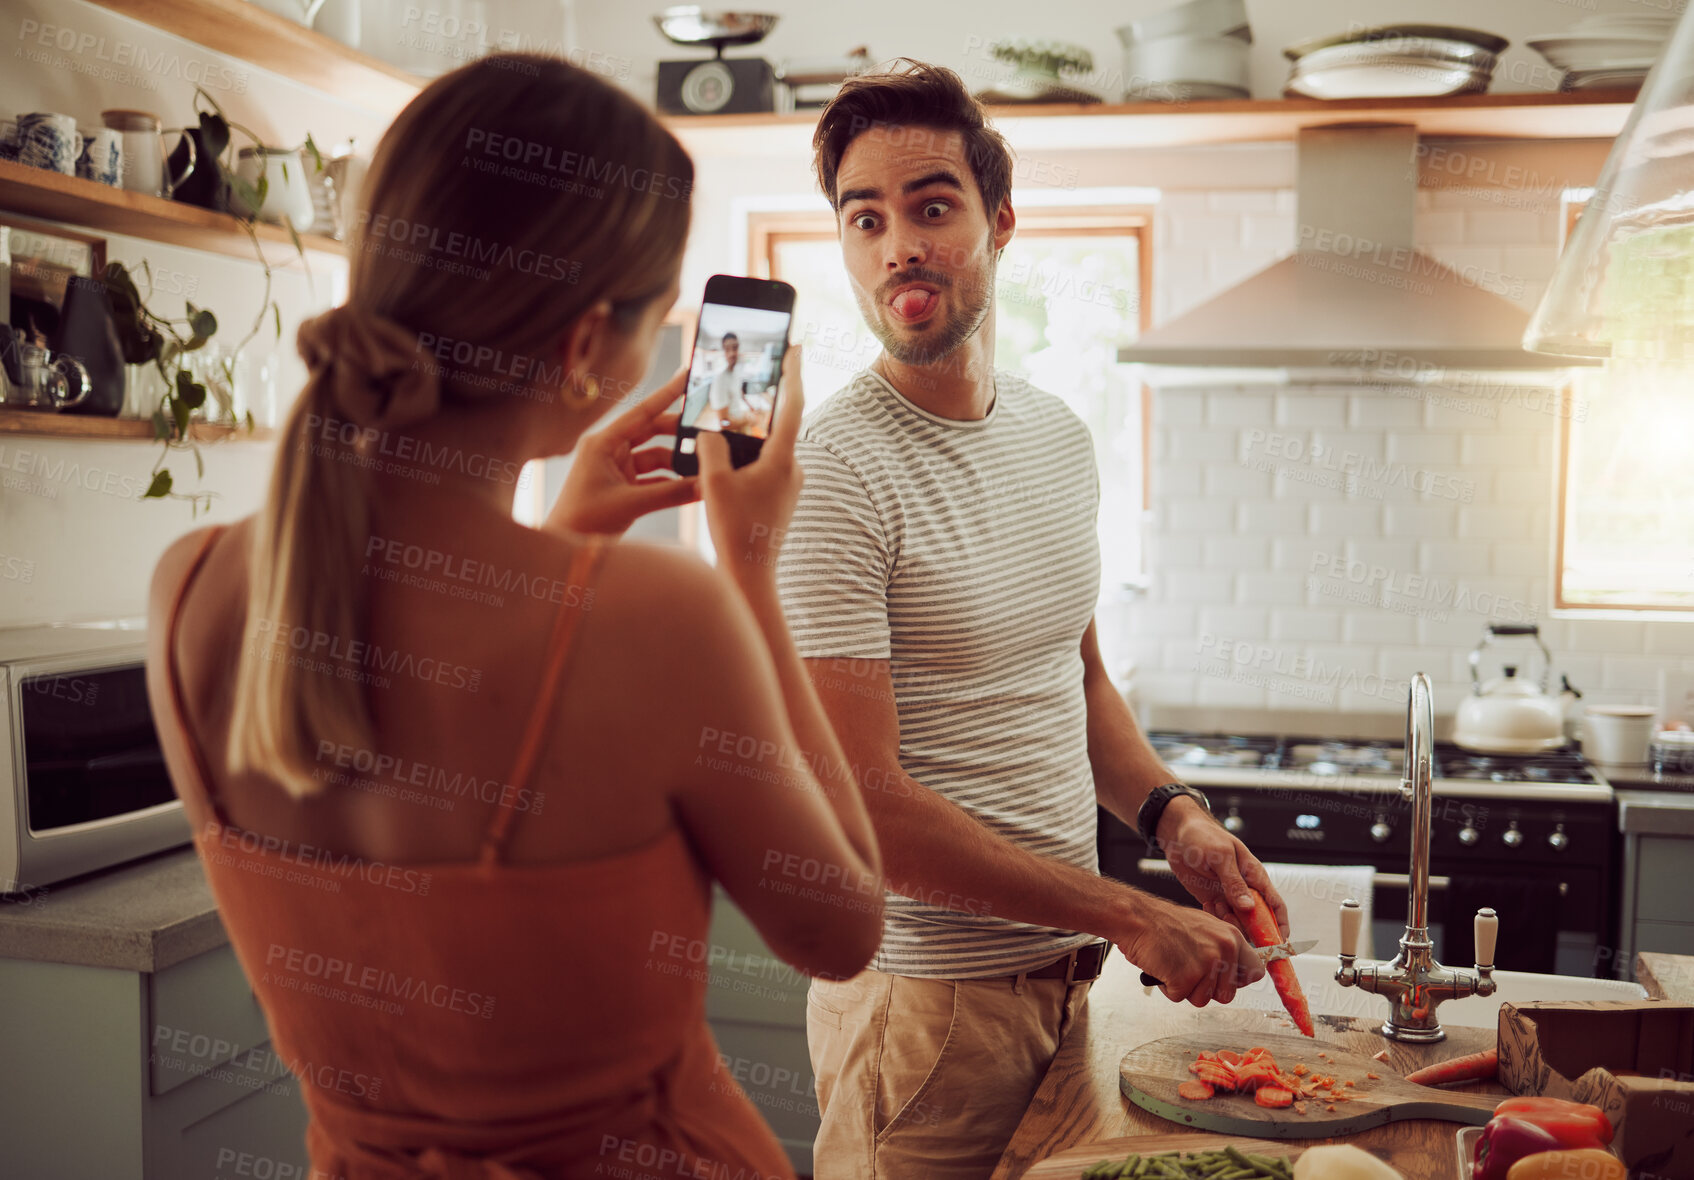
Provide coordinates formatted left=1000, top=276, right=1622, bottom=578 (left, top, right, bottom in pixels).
left=585, top=537, right=742, bottom=657
left=146, top=520, right=250, bottom=655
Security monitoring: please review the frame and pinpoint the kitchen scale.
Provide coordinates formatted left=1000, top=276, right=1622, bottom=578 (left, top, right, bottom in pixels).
left=654, top=7, right=779, bottom=115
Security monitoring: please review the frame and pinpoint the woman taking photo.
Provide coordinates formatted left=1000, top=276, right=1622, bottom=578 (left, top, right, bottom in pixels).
left=145, top=53, right=882, bottom=1179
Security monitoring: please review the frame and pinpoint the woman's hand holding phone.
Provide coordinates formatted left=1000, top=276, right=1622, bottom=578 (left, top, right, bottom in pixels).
left=543, top=370, right=702, bottom=538
left=698, top=344, right=803, bottom=582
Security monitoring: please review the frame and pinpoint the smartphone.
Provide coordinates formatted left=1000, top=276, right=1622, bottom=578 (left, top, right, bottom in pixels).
left=672, top=274, right=796, bottom=476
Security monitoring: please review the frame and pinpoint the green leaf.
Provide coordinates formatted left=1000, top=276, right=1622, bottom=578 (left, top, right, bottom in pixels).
left=144, top=470, right=173, bottom=498
left=304, top=133, right=323, bottom=172
left=151, top=410, right=170, bottom=440
left=175, top=369, right=207, bottom=409
left=194, top=447, right=204, bottom=480
left=186, top=307, right=217, bottom=347
left=287, top=222, right=303, bottom=256
left=173, top=397, right=192, bottom=438
left=243, top=410, right=255, bottom=432
left=272, top=303, right=282, bottom=339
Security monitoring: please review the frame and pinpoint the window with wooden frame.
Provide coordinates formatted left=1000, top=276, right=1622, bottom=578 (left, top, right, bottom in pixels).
left=1554, top=196, right=1694, bottom=614
left=748, top=204, right=1155, bottom=593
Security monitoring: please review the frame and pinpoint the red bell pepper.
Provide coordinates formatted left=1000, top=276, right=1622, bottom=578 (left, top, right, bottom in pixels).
left=1491, top=1096, right=1614, bottom=1147
left=1474, top=1116, right=1565, bottom=1180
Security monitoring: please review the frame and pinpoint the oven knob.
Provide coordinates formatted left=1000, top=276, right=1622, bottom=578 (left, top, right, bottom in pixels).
left=1503, top=823, right=1524, bottom=849
left=1549, top=824, right=1569, bottom=852
left=1459, top=826, right=1480, bottom=846
left=1370, top=820, right=1392, bottom=843
left=1223, top=810, right=1244, bottom=835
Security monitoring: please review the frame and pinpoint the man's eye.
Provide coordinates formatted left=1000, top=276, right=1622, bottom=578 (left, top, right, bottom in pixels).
left=851, top=213, right=878, bottom=231
left=923, top=201, right=949, bottom=218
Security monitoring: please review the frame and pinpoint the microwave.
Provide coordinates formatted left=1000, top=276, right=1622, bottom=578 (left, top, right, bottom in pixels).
left=0, top=622, right=189, bottom=893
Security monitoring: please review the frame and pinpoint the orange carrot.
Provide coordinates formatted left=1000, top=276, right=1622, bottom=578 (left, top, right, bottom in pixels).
left=1366, top=1072, right=1380, bottom=1080
left=1255, top=1086, right=1294, bottom=1108
left=1405, top=1048, right=1498, bottom=1087
left=1178, top=1080, right=1215, bottom=1101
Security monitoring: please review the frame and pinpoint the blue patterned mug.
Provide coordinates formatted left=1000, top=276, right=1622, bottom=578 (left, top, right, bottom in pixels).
left=76, top=127, right=124, bottom=186
left=17, top=112, right=79, bottom=175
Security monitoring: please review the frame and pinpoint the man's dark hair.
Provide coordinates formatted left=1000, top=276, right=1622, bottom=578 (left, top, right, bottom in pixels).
left=721, top=332, right=738, bottom=345
left=812, top=59, right=1014, bottom=222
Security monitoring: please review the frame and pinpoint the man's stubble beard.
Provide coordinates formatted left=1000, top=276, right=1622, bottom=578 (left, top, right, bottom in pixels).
left=861, top=243, right=997, bottom=370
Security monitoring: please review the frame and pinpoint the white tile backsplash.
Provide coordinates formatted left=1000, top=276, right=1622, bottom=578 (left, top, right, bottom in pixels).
left=1122, top=182, right=1691, bottom=716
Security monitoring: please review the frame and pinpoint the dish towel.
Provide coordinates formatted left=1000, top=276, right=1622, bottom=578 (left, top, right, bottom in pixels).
left=1261, top=862, right=1376, bottom=960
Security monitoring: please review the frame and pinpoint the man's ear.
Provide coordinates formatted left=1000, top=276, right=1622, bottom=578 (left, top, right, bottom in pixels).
left=992, top=196, right=1016, bottom=254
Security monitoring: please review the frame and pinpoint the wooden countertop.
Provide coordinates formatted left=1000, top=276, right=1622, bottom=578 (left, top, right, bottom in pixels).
left=991, top=954, right=1504, bottom=1180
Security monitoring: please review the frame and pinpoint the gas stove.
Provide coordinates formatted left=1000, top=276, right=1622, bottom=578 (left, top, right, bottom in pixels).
left=1147, top=731, right=1606, bottom=801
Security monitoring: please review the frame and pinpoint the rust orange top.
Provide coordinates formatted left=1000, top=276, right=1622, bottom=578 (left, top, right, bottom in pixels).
left=160, top=525, right=794, bottom=1180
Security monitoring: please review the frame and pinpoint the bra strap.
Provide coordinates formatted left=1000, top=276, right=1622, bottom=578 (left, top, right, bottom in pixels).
left=479, top=536, right=609, bottom=866
left=163, top=525, right=235, bottom=829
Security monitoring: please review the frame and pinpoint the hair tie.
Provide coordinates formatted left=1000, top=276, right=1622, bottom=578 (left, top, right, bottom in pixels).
left=296, top=304, right=441, bottom=432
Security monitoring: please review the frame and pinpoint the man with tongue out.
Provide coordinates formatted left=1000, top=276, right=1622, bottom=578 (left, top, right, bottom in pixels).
left=774, top=61, right=1290, bottom=1176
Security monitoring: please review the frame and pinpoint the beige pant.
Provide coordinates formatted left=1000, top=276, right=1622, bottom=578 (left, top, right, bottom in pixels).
left=807, top=967, right=1091, bottom=1179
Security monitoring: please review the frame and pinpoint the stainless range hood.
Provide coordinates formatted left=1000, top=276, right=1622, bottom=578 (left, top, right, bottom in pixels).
left=1118, top=125, right=1595, bottom=374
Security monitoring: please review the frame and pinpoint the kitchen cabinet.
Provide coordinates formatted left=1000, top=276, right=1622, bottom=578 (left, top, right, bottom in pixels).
left=1616, top=792, right=1694, bottom=964
left=702, top=889, right=818, bottom=1175
left=0, top=942, right=307, bottom=1179
left=0, top=849, right=307, bottom=1179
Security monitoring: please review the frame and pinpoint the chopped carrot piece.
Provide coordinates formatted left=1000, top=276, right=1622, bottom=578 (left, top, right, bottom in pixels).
left=1366, top=1072, right=1380, bottom=1080
left=1178, top=1080, right=1215, bottom=1101
left=1217, top=1050, right=1242, bottom=1067
left=1294, top=1101, right=1308, bottom=1115
left=1292, top=1064, right=1309, bottom=1076
left=1326, top=1103, right=1337, bottom=1112
left=1254, top=1085, right=1295, bottom=1109
left=1372, top=1050, right=1390, bottom=1063
left=1344, top=1080, right=1356, bottom=1087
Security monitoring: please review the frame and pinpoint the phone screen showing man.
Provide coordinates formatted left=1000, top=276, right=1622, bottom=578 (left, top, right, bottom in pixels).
left=679, top=303, right=790, bottom=441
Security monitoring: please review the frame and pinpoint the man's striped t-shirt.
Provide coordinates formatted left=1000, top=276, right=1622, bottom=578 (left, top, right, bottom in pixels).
left=774, top=366, right=1104, bottom=978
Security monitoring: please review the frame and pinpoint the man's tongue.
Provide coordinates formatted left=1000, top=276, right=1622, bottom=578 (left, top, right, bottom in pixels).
left=892, top=288, right=934, bottom=320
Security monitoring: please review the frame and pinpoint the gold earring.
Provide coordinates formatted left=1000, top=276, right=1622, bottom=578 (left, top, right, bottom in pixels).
left=563, top=373, right=599, bottom=409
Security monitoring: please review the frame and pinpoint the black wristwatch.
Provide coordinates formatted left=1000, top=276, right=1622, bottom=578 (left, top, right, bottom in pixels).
left=1137, top=782, right=1212, bottom=852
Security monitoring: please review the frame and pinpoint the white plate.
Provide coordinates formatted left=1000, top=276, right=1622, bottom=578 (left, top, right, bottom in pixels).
left=1570, top=13, right=1679, bottom=35
left=1286, top=60, right=1489, bottom=99
left=1527, top=35, right=1665, bottom=73
left=1563, top=69, right=1649, bottom=91
left=1296, top=36, right=1498, bottom=71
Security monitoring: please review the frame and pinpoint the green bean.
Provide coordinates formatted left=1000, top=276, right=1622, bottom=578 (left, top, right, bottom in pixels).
left=1115, top=1154, right=1142, bottom=1178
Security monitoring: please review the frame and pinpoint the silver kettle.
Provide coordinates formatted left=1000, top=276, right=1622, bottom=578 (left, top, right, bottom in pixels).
left=1453, top=624, right=1567, bottom=754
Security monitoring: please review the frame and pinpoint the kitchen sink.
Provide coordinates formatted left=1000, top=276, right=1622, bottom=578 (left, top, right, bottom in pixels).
left=1228, top=954, right=1647, bottom=1030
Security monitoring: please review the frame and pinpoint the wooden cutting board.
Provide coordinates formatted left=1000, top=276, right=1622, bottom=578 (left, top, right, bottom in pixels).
left=1121, top=1032, right=1498, bottom=1139
left=1023, top=1132, right=1309, bottom=1179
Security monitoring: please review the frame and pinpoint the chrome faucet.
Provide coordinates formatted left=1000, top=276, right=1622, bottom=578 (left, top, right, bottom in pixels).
left=1335, top=671, right=1499, bottom=1042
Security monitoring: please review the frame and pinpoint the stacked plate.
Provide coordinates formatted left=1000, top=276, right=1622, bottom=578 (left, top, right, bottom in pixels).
left=1115, top=0, right=1253, bottom=103
left=1528, top=13, right=1674, bottom=92
left=1283, top=25, right=1507, bottom=99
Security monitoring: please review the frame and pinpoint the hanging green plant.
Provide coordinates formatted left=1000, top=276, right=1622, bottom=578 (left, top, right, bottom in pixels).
left=98, top=85, right=317, bottom=512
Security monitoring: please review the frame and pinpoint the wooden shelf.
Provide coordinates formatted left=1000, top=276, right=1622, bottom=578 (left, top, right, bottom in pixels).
left=0, top=409, right=274, bottom=441
left=83, top=0, right=423, bottom=113
left=665, top=90, right=1641, bottom=156
left=0, top=159, right=342, bottom=263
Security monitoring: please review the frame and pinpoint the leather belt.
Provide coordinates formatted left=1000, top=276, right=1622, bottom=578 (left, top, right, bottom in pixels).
left=1018, top=940, right=1109, bottom=984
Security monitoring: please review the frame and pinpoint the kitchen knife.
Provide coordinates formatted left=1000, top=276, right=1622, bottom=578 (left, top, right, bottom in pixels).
left=1139, top=938, right=1318, bottom=989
